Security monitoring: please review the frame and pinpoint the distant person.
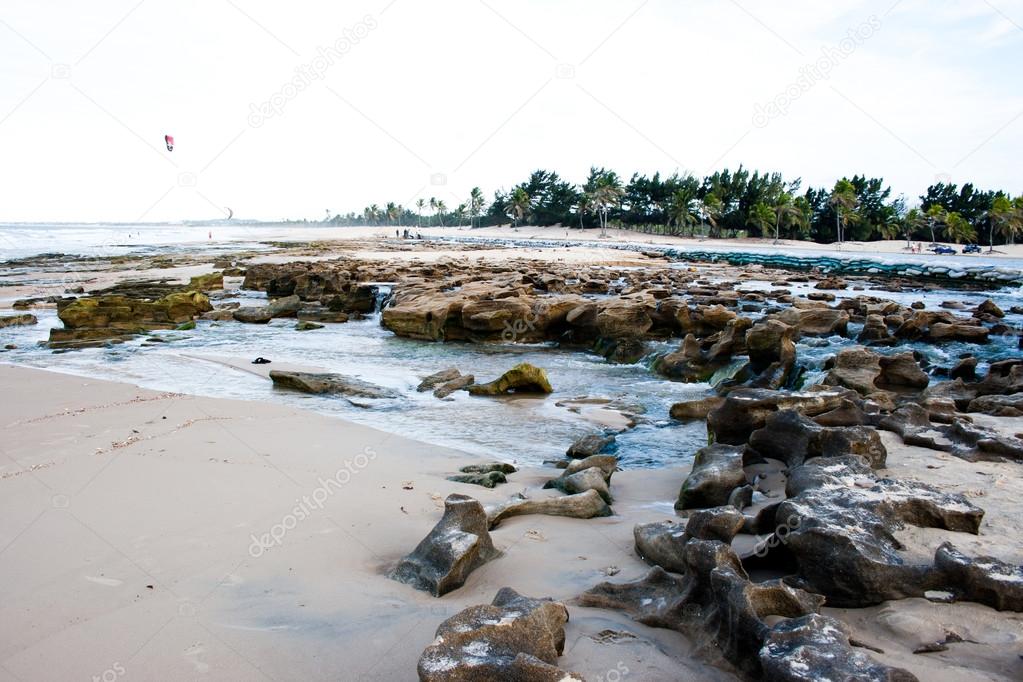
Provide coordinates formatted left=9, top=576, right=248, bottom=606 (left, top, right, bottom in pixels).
left=396, top=229, right=399, bottom=238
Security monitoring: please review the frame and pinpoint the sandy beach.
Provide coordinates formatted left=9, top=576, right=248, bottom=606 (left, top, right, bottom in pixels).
left=2, top=362, right=1021, bottom=681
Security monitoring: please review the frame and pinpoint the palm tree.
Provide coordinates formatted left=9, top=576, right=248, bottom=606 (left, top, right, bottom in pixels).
left=701, top=193, right=723, bottom=238
left=749, top=202, right=777, bottom=240
left=593, top=172, right=624, bottom=237
left=429, top=197, right=438, bottom=227
left=942, top=211, right=976, bottom=244
left=925, top=204, right=947, bottom=245
left=454, top=203, right=467, bottom=228
left=667, top=189, right=697, bottom=237
left=469, top=187, right=485, bottom=228
left=576, top=193, right=592, bottom=229
left=988, top=195, right=1021, bottom=251
left=416, top=199, right=425, bottom=227
left=829, top=179, right=859, bottom=245
left=396, top=204, right=404, bottom=227
left=508, top=188, right=530, bottom=227
left=436, top=199, right=447, bottom=227
left=773, top=193, right=803, bottom=243
left=386, top=202, right=399, bottom=226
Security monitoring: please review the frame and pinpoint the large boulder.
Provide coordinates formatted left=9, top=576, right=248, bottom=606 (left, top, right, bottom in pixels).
left=776, top=307, right=849, bottom=337
left=390, top=494, right=498, bottom=597
left=417, top=588, right=582, bottom=681
left=749, top=409, right=887, bottom=468
left=675, top=444, right=746, bottom=510
left=468, top=363, right=552, bottom=396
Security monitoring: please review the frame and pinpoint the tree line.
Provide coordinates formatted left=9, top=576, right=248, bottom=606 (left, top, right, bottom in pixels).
left=325, top=166, right=1023, bottom=246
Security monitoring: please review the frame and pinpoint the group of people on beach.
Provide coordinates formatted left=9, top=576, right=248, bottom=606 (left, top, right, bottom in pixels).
left=396, top=229, right=423, bottom=240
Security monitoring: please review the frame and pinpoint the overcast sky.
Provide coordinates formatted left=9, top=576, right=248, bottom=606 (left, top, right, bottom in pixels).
left=1, top=0, right=1021, bottom=223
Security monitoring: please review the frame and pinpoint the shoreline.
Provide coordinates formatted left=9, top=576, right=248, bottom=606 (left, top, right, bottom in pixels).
left=2, top=365, right=1022, bottom=680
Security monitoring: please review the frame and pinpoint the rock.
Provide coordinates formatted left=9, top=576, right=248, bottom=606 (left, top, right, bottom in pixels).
left=417, top=588, right=582, bottom=681
left=653, top=334, right=720, bottom=382
left=468, top=363, right=552, bottom=395
left=823, top=347, right=882, bottom=395
left=812, top=399, right=869, bottom=427
left=857, top=314, right=895, bottom=345
left=417, top=368, right=462, bottom=392
left=459, top=462, right=517, bottom=475
left=0, top=313, right=37, bottom=328
left=50, top=292, right=212, bottom=347
left=434, top=374, right=475, bottom=398
left=967, top=393, right=1023, bottom=417
left=707, top=388, right=856, bottom=445
left=879, top=404, right=1023, bottom=461
left=595, top=298, right=653, bottom=339
left=675, top=444, right=746, bottom=510
left=934, top=543, right=1023, bottom=611
left=976, top=299, right=1005, bottom=318
left=776, top=307, right=849, bottom=337
left=878, top=352, right=929, bottom=389
left=233, top=307, right=273, bottom=324
left=749, top=409, right=887, bottom=469
left=580, top=541, right=908, bottom=681
left=269, top=371, right=398, bottom=399
left=295, top=321, right=324, bottom=331
left=760, top=614, right=918, bottom=681
left=266, top=294, right=301, bottom=317
left=928, top=322, right=989, bottom=344
left=544, top=467, right=612, bottom=504
left=566, top=433, right=615, bottom=458
left=447, top=472, right=507, bottom=488
left=814, top=276, right=848, bottom=290
left=562, top=455, right=617, bottom=480
left=775, top=456, right=984, bottom=607
left=746, top=319, right=794, bottom=367
left=669, top=396, right=725, bottom=421
left=187, top=272, right=224, bottom=291
left=486, top=490, right=612, bottom=528
left=950, top=356, right=979, bottom=381
left=390, top=494, right=498, bottom=597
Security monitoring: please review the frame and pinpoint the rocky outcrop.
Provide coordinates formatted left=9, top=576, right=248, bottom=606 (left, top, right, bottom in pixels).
left=0, top=313, right=37, bottom=328
left=49, top=292, right=212, bottom=347
left=823, top=347, right=928, bottom=396
left=580, top=538, right=914, bottom=681
left=390, top=494, right=498, bottom=597
left=776, top=307, right=849, bottom=337
left=706, top=388, right=858, bottom=445
left=233, top=294, right=301, bottom=324
left=418, top=588, right=582, bottom=681
left=468, top=363, right=553, bottom=395
left=748, top=409, right=887, bottom=468
left=775, top=456, right=984, bottom=607
left=675, top=444, right=746, bottom=510
left=878, top=403, right=1023, bottom=461
left=268, top=371, right=398, bottom=399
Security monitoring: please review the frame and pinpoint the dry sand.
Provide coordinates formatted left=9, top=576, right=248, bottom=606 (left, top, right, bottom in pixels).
left=2, top=364, right=1022, bottom=680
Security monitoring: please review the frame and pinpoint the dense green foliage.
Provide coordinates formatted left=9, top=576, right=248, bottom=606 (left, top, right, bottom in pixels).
left=327, top=167, right=1023, bottom=246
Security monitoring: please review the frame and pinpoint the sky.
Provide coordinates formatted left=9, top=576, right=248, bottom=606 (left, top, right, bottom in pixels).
left=0, top=0, right=1021, bottom=223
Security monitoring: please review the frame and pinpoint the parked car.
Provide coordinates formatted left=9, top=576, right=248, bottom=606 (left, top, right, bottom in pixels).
left=963, top=244, right=982, bottom=254
left=929, top=245, right=956, bottom=255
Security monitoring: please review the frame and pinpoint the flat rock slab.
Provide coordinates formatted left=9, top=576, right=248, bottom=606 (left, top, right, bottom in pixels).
left=269, top=370, right=398, bottom=399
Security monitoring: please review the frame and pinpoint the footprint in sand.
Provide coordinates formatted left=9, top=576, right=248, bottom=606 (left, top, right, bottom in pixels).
left=183, top=643, right=210, bottom=673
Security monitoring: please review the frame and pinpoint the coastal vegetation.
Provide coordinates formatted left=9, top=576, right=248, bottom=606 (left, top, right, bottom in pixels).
left=328, top=167, right=1023, bottom=247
